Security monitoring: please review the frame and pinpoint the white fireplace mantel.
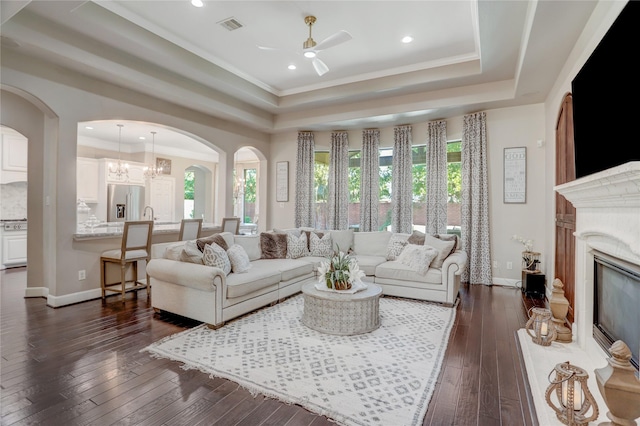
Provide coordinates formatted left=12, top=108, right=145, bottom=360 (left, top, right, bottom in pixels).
left=553, top=161, right=640, bottom=356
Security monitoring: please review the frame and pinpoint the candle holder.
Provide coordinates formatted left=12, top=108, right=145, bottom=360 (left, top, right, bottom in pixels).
left=525, top=307, right=557, bottom=346
left=546, top=361, right=599, bottom=426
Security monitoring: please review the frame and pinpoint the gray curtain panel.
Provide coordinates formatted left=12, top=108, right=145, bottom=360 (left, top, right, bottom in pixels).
left=392, top=125, right=413, bottom=234
left=461, top=112, right=493, bottom=285
left=294, top=131, right=316, bottom=228
left=328, top=131, right=349, bottom=230
left=426, top=120, right=448, bottom=234
left=359, top=129, right=380, bottom=232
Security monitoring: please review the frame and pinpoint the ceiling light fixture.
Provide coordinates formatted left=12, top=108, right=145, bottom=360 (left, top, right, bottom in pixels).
left=191, top=0, right=204, bottom=7
left=143, top=131, right=163, bottom=179
left=108, top=124, right=129, bottom=181
left=85, top=126, right=93, bottom=130
left=288, top=64, right=296, bottom=70
left=303, top=51, right=316, bottom=58
left=402, top=36, right=413, bottom=43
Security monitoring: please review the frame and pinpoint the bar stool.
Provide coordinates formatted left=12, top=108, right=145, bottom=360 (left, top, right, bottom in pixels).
left=221, top=217, right=241, bottom=234
left=178, top=218, right=202, bottom=241
left=100, top=220, right=153, bottom=302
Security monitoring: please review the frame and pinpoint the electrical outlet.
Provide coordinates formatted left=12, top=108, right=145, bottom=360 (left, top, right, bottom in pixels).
left=506, top=262, right=513, bottom=270
left=78, top=270, right=86, bottom=280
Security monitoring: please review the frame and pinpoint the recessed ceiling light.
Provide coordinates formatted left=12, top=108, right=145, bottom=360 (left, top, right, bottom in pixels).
left=139, top=136, right=146, bottom=140
left=303, top=51, right=316, bottom=58
left=288, top=64, right=296, bottom=70
left=402, top=36, right=413, bottom=44
left=191, top=0, right=204, bottom=8
left=85, top=126, right=93, bottom=130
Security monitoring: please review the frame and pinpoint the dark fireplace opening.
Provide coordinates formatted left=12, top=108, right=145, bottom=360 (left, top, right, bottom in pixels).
left=593, top=252, right=640, bottom=370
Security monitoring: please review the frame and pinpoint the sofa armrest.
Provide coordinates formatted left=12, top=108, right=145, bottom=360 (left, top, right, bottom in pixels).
left=441, top=250, right=468, bottom=306
left=146, top=258, right=225, bottom=292
left=442, top=250, right=467, bottom=275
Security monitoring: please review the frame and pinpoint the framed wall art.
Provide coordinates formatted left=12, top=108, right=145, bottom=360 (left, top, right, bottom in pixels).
left=276, top=161, right=289, bottom=202
left=503, top=147, right=526, bottom=203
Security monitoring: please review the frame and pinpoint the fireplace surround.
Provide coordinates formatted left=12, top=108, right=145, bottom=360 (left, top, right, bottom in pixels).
left=555, top=161, right=640, bottom=366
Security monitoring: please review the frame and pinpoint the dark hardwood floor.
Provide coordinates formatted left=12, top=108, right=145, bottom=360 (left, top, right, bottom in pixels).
left=1, top=267, right=545, bottom=425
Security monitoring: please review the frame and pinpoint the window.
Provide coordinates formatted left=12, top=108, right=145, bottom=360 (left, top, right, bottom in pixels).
left=378, top=148, right=393, bottom=230
left=447, top=141, right=462, bottom=236
left=184, top=170, right=195, bottom=218
left=243, top=168, right=257, bottom=223
left=412, top=145, right=427, bottom=233
left=348, top=151, right=361, bottom=230
left=314, top=151, right=329, bottom=229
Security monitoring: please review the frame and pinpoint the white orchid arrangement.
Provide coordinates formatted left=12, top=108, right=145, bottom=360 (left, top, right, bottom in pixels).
left=512, top=234, right=534, bottom=252
left=317, top=248, right=365, bottom=290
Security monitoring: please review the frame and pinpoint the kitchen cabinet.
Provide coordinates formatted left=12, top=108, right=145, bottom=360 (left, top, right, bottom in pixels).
left=1, top=128, right=28, bottom=183
left=1, top=231, right=27, bottom=268
left=77, top=157, right=99, bottom=203
left=150, top=176, right=175, bottom=222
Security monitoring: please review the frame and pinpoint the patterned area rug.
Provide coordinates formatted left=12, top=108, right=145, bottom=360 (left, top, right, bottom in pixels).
left=142, top=294, right=456, bottom=426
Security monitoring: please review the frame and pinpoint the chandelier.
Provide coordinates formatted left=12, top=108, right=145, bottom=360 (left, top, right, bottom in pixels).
left=108, top=124, right=129, bottom=181
left=143, top=131, right=163, bottom=179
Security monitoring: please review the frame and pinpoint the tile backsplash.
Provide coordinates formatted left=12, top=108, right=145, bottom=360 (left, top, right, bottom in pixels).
left=1, top=181, right=28, bottom=219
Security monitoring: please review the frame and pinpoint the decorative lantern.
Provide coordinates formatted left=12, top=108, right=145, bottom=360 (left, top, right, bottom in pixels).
left=595, top=340, right=640, bottom=426
left=545, top=361, right=599, bottom=426
left=525, top=307, right=557, bottom=346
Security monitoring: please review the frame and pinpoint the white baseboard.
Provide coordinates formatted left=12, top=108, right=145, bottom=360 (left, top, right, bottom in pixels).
left=46, top=288, right=102, bottom=307
left=24, top=287, right=48, bottom=298
left=492, top=277, right=520, bottom=287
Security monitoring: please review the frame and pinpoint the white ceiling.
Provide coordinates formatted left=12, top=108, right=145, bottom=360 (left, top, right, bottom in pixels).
left=1, top=0, right=599, bottom=149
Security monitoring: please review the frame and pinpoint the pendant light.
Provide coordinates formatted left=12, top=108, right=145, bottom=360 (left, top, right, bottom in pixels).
left=108, top=124, right=129, bottom=181
left=143, top=131, right=163, bottom=179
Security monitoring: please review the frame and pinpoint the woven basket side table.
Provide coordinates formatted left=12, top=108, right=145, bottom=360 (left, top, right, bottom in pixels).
left=301, top=282, right=382, bottom=335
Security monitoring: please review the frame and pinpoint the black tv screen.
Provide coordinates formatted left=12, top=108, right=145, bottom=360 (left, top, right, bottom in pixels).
left=571, top=0, right=640, bottom=179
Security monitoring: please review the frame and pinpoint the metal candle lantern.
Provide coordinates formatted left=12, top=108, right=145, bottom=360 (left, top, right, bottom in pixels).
left=525, top=307, right=557, bottom=346
left=545, top=361, right=599, bottom=426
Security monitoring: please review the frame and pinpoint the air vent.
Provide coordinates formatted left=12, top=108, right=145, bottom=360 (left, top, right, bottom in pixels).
left=218, top=17, right=243, bottom=31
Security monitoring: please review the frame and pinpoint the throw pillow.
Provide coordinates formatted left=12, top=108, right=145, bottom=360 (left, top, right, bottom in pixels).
left=180, top=240, right=204, bottom=264
left=196, top=233, right=229, bottom=252
left=163, top=242, right=185, bottom=261
left=309, top=232, right=333, bottom=257
left=424, top=234, right=456, bottom=269
left=435, top=233, right=460, bottom=251
left=407, top=230, right=426, bottom=245
left=304, top=230, right=324, bottom=251
left=286, top=232, right=309, bottom=259
left=397, top=244, right=439, bottom=275
left=387, top=233, right=410, bottom=260
left=260, top=233, right=288, bottom=259
left=226, top=244, right=251, bottom=273
left=202, top=243, right=231, bottom=275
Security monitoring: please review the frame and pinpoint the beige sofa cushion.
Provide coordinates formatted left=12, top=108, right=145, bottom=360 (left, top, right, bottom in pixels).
left=329, top=229, right=354, bottom=253
left=225, top=267, right=281, bottom=298
left=353, top=231, right=392, bottom=256
left=252, top=258, right=313, bottom=282
left=352, top=254, right=387, bottom=276
left=375, top=261, right=443, bottom=285
left=234, top=234, right=261, bottom=261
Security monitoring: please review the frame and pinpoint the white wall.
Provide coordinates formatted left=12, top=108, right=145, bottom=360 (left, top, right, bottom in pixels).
left=1, top=53, right=270, bottom=302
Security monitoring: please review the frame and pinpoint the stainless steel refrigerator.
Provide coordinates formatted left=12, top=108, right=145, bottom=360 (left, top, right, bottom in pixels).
left=107, top=184, right=145, bottom=222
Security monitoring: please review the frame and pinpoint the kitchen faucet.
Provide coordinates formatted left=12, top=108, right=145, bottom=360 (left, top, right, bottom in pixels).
left=143, top=206, right=154, bottom=221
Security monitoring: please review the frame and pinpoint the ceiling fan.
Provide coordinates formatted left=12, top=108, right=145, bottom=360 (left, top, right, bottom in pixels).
left=301, top=15, right=352, bottom=76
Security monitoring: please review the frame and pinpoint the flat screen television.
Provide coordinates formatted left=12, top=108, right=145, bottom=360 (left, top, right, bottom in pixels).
left=571, top=0, right=640, bottom=179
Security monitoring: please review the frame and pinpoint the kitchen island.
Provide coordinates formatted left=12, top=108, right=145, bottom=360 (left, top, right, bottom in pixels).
left=73, top=222, right=222, bottom=241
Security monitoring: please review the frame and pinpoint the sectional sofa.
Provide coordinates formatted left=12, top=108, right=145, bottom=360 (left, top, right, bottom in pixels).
left=146, top=228, right=467, bottom=328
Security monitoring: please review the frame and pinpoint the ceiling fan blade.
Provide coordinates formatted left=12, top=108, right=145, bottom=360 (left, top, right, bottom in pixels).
left=314, top=30, right=352, bottom=51
left=312, top=57, right=329, bottom=76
